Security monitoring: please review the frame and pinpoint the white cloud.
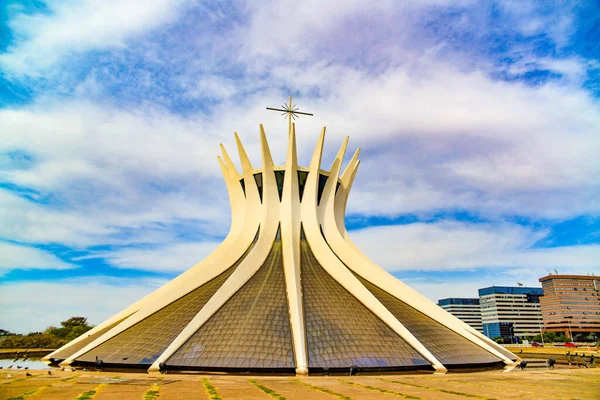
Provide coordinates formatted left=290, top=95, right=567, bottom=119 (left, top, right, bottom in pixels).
left=0, top=0, right=598, bottom=310
left=92, top=219, right=600, bottom=277
left=0, top=186, right=231, bottom=248
left=102, top=241, right=221, bottom=272
left=497, top=1, right=577, bottom=47
left=0, top=241, right=75, bottom=273
left=410, top=280, right=495, bottom=303
left=239, top=0, right=476, bottom=66
left=350, top=221, right=600, bottom=272
left=3, top=1, right=597, bottom=223
left=0, top=0, right=192, bottom=77
left=0, top=102, right=236, bottom=248
left=0, top=277, right=166, bottom=333
left=0, top=190, right=115, bottom=247
left=1, top=58, right=599, bottom=255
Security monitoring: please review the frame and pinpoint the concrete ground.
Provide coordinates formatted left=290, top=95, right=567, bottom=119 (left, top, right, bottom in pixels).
left=1, top=367, right=599, bottom=400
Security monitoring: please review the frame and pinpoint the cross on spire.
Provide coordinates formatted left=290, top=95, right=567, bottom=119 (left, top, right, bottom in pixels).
left=267, top=96, right=313, bottom=134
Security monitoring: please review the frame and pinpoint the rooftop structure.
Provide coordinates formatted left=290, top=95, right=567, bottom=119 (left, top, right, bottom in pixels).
left=438, top=298, right=483, bottom=333
left=539, top=274, right=600, bottom=339
left=479, top=286, right=543, bottom=341
left=44, top=108, right=517, bottom=374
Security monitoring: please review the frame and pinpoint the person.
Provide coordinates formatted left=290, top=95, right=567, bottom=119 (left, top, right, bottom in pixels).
left=94, top=355, right=103, bottom=371
left=519, top=360, right=527, bottom=370
left=547, top=357, right=556, bottom=369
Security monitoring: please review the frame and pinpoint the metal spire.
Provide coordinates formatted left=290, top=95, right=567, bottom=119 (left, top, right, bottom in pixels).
left=267, top=96, right=313, bottom=134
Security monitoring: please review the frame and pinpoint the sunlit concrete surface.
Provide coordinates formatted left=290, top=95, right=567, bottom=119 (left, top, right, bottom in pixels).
left=1, top=368, right=599, bottom=400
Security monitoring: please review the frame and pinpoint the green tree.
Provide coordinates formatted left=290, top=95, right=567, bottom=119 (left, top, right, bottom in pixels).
left=61, top=317, right=89, bottom=329
left=0, top=316, right=94, bottom=349
left=66, top=325, right=92, bottom=341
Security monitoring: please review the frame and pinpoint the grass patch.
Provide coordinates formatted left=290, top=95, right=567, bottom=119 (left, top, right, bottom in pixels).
left=61, top=374, right=80, bottom=382
left=144, top=383, right=161, bottom=400
left=340, top=379, right=422, bottom=399
left=294, top=379, right=354, bottom=400
left=76, top=383, right=107, bottom=400
left=248, top=379, right=286, bottom=399
left=202, top=378, right=222, bottom=400
left=379, top=378, right=496, bottom=400
left=5, top=371, right=79, bottom=400
left=1, top=374, right=41, bottom=385
left=7, top=388, right=40, bottom=400
left=442, top=379, right=542, bottom=398
left=76, top=390, right=97, bottom=400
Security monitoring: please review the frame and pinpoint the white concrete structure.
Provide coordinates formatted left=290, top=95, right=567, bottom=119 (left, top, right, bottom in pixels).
left=45, top=123, right=517, bottom=374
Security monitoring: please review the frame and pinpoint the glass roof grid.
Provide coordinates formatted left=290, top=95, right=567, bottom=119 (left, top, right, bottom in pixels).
left=166, top=235, right=295, bottom=369
left=75, top=230, right=259, bottom=365
left=300, top=239, right=430, bottom=369
left=357, top=276, right=503, bottom=365
left=49, top=317, right=131, bottom=361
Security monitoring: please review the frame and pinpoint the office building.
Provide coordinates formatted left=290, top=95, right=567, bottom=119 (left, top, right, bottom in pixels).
left=438, top=298, right=483, bottom=333
left=539, top=274, right=600, bottom=339
left=479, top=286, right=543, bottom=341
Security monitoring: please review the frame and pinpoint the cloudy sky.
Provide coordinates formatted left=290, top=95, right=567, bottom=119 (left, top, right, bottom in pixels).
left=1, top=0, right=599, bottom=333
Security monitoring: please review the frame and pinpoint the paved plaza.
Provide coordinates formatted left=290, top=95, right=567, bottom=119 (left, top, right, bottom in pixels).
left=1, top=368, right=599, bottom=400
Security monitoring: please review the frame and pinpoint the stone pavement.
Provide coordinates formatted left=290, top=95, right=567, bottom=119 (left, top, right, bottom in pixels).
left=1, top=368, right=599, bottom=399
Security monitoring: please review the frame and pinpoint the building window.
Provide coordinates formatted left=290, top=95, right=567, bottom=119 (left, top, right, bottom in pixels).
left=298, top=171, right=308, bottom=202
left=275, top=170, right=285, bottom=201
left=254, top=173, right=263, bottom=203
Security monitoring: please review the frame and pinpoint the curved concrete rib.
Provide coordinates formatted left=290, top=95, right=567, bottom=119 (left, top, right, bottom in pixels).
left=60, top=140, right=262, bottom=367
left=148, top=219, right=279, bottom=372
left=322, top=147, right=514, bottom=366
left=44, top=309, right=136, bottom=362
left=56, top=124, right=516, bottom=375
left=48, top=148, right=250, bottom=364
left=302, top=132, right=447, bottom=373
left=335, top=149, right=359, bottom=238
left=148, top=131, right=282, bottom=372
left=280, top=124, right=309, bottom=375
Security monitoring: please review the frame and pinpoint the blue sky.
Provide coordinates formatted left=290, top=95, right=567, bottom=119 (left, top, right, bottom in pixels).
left=1, top=0, right=599, bottom=333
